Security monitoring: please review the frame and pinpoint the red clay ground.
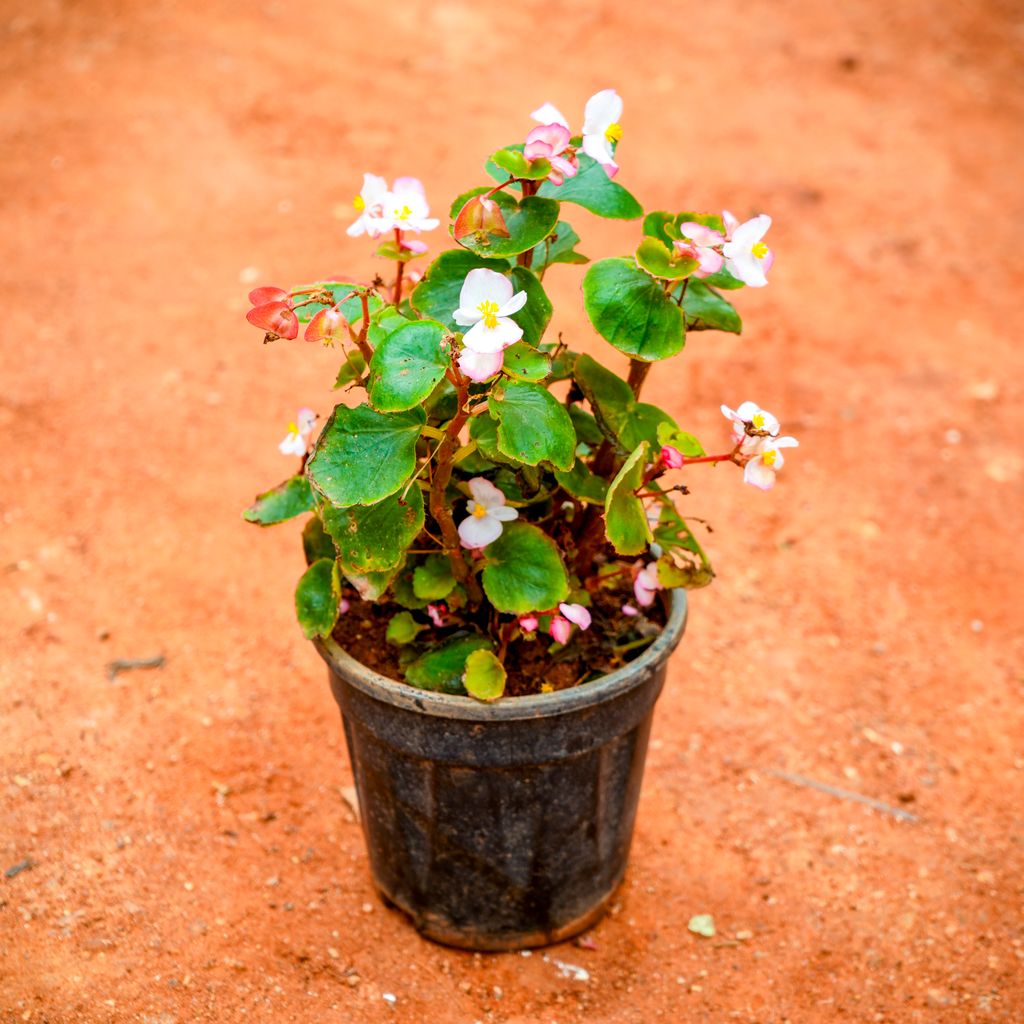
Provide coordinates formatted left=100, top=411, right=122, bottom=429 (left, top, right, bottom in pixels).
left=2, top=1, right=1023, bottom=1021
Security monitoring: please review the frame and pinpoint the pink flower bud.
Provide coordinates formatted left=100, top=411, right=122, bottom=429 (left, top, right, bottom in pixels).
left=304, top=306, right=349, bottom=345
left=558, top=603, right=592, bottom=630
left=426, top=604, right=446, bottom=628
left=518, top=615, right=539, bottom=633
left=660, top=444, right=684, bottom=469
left=549, top=615, right=572, bottom=646
left=453, top=194, right=511, bottom=242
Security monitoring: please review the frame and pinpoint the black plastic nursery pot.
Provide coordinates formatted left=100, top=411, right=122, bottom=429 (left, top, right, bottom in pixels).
left=313, top=591, right=687, bottom=951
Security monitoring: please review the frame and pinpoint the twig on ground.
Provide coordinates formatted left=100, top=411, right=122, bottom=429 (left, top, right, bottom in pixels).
left=106, top=654, right=165, bottom=681
left=767, top=769, right=918, bottom=823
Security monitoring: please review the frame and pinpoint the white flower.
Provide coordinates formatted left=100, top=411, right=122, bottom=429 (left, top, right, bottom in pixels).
left=580, top=89, right=623, bottom=177
left=278, top=407, right=317, bottom=456
left=743, top=436, right=799, bottom=491
left=457, top=347, right=505, bottom=383
left=722, top=214, right=774, bottom=288
left=453, top=269, right=527, bottom=354
left=457, top=477, right=519, bottom=549
left=530, top=89, right=623, bottom=178
left=384, top=176, right=439, bottom=234
left=721, top=401, right=780, bottom=454
left=346, top=173, right=391, bottom=238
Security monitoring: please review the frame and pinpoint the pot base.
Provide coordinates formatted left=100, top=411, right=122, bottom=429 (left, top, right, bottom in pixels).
left=376, top=874, right=623, bottom=951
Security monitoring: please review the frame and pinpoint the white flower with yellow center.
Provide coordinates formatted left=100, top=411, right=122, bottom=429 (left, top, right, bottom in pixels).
left=530, top=89, right=624, bottom=178
left=346, top=173, right=390, bottom=238
left=452, top=269, right=527, bottom=382
left=457, top=477, right=519, bottom=549
left=721, top=401, right=780, bottom=454
left=278, top=407, right=317, bottom=456
left=383, top=176, right=439, bottom=234
left=744, top=436, right=799, bottom=491
left=722, top=214, right=774, bottom=288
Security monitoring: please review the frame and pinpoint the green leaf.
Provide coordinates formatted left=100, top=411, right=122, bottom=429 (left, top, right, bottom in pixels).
left=635, top=237, right=698, bottom=281
left=302, top=513, right=336, bottom=563
left=243, top=475, right=316, bottom=526
left=413, top=553, right=456, bottom=601
left=321, top=484, right=424, bottom=574
left=509, top=265, right=552, bottom=347
left=572, top=353, right=634, bottom=443
left=490, top=380, right=576, bottom=471
left=605, top=442, right=653, bottom=555
left=537, top=154, right=642, bottom=219
left=657, top=423, right=705, bottom=457
left=295, top=558, right=340, bottom=639
left=289, top=282, right=383, bottom=325
left=528, top=220, right=589, bottom=272
left=583, top=258, right=686, bottom=362
left=652, top=501, right=714, bottom=588
left=568, top=405, right=603, bottom=446
left=468, top=412, right=517, bottom=466
left=700, top=267, right=745, bottom=290
left=392, top=563, right=429, bottom=609
left=307, top=404, right=425, bottom=508
left=410, top=249, right=510, bottom=330
left=681, top=279, right=742, bottom=334
left=502, top=341, right=551, bottom=382
left=491, top=147, right=552, bottom=180
left=367, top=319, right=450, bottom=412
left=404, top=635, right=492, bottom=694
left=333, top=350, right=366, bottom=389
left=482, top=522, right=569, bottom=614
left=343, top=565, right=399, bottom=601
left=554, top=460, right=609, bottom=504
left=462, top=649, right=507, bottom=702
left=386, top=610, right=423, bottom=645
left=454, top=191, right=560, bottom=259
left=641, top=210, right=677, bottom=246
left=620, top=402, right=679, bottom=452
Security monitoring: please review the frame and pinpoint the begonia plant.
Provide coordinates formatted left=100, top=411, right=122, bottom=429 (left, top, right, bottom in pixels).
left=244, top=89, right=796, bottom=701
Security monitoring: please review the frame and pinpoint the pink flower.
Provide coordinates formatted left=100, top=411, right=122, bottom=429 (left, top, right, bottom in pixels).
left=674, top=222, right=725, bottom=277
left=549, top=615, right=572, bottom=645
left=633, top=561, right=661, bottom=607
left=622, top=603, right=639, bottom=617
left=426, top=603, right=446, bottom=627
left=530, top=89, right=623, bottom=178
left=339, top=598, right=351, bottom=615
left=743, top=436, right=799, bottom=491
left=660, top=444, right=684, bottom=469
left=519, top=615, right=539, bottom=633
left=524, top=124, right=579, bottom=186
left=558, top=603, right=592, bottom=630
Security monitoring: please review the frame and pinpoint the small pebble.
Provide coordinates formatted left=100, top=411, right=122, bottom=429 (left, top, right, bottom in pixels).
left=382, top=992, right=396, bottom=1006
left=970, top=619, right=983, bottom=633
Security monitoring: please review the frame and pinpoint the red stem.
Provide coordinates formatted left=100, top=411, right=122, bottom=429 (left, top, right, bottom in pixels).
left=393, top=228, right=404, bottom=308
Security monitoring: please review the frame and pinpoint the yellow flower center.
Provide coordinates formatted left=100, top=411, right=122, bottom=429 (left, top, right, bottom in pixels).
left=540, top=682, right=554, bottom=694
left=472, top=504, right=489, bottom=518
left=353, top=195, right=365, bottom=211
left=605, top=123, right=623, bottom=144
left=395, top=204, right=412, bottom=220
left=477, top=299, right=500, bottom=329
left=287, top=421, right=298, bottom=434
left=751, top=242, right=769, bottom=259
left=762, top=449, right=777, bottom=467
left=752, top=413, right=766, bottom=429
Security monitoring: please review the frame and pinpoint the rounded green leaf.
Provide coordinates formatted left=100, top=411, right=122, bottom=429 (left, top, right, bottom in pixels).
left=554, top=461, right=609, bottom=504
left=404, top=635, right=492, bottom=694
left=386, top=610, right=423, bottom=645
left=529, top=221, right=589, bottom=272
left=462, top=649, right=507, bottom=702
left=490, top=380, right=576, bottom=471
left=468, top=413, right=516, bottom=466
left=367, top=319, right=450, bottom=412
left=491, top=147, right=552, bottom=181
left=509, top=266, right=552, bottom=346
left=502, top=341, right=551, bottom=382
left=342, top=565, right=400, bottom=601
left=455, top=192, right=560, bottom=259
left=537, top=154, right=642, bottom=220
left=605, top=442, right=653, bottom=555
left=411, top=249, right=510, bottom=331
left=635, top=237, right=698, bottom=281
left=482, top=522, right=569, bottom=614
left=243, top=475, right=315, bottom=526
left=307, top=403, right=425, bottom=508
left=620, top=402, right=679, bottom=452
left=334, top=350, right=366, bottom=389
left=681, top=279, right=742, bottom=333
left=413, top=553, right=456, bottom=601
left=572, top=353, right=634, bottom=443
left=583, top=258, right=686, bottom=362
left=295, top=558, right=340, bottom=639
left=321, top=484, right=424, bottom=574
left=302, top=513, right=336, bottom=563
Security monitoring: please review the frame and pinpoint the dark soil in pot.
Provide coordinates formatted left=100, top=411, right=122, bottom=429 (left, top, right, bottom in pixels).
left=314, top=591, right=687, bottom=951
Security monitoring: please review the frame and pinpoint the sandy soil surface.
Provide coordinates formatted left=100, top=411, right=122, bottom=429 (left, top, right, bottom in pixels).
left=2, top=1, right=1023, bottom=1021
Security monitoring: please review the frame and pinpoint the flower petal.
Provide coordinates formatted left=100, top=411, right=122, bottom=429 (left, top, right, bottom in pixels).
left=559, top=603, right=592, bottom=629
left=530, top=102, right=570, bottom=128
left=458, top=268, right=513, bottom=312
left=458, top=512, right=504, bottom=549
left=581, top=133, right=618, bottom=175
left=680, top=223, right=724, bottom=247
left=743, top=457, right=777, bottom=490
left=462, top=317, right=522, bottom=353
left=526, top=123, right=570, bottom=154
left=248, top=286, right=289, bottom=306
left=496, top=289, right=528, bottom=317
left=468, top=476, right=507, bottom=508
left=725, top=253, right=768, bottom=288
left=490, top=505, right=519, bottom=522
left=582, top=89, right=623, bottom=134
left=457, top=347, right=504, bottom=382
left=549, top=616, right=571, bottom=645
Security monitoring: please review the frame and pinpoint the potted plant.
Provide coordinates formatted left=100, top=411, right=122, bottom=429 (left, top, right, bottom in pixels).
left=244, top=89, right=796, bottom=950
